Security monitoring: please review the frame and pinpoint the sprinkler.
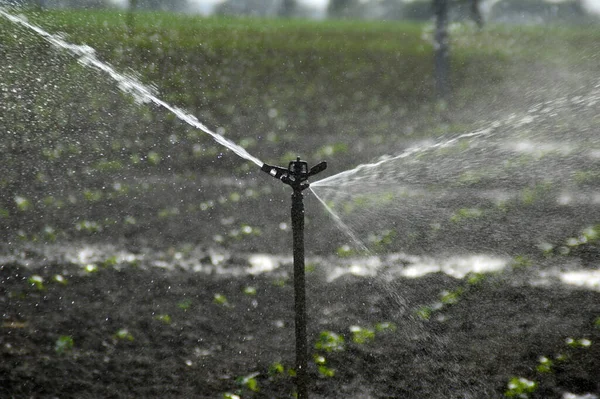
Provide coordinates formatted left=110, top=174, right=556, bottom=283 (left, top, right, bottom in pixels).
left=261, top=157, right=327, bottom=399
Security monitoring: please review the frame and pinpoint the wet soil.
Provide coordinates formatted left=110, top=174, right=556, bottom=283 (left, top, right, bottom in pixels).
left=1, top=248, right=600, bottom=399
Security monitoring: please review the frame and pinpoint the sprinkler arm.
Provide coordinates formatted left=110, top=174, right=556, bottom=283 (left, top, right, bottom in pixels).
left=261, top=157, right=327, bottom=190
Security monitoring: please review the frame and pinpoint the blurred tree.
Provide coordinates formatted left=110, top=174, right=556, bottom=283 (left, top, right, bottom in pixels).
left=127, top=0, right=137, bottom=33
left=279, top=0, right=297, bottom=17
left=433, top=0, right=449, bottom=100
left=215, top=0, right=280, bottom=17
left=327, top=0, right=364, bottom=18
left=43, top=0, right=111, bottom=8
left=135, top=0, right=188, bottom=12
left=469, top=0, right=483, bottom=27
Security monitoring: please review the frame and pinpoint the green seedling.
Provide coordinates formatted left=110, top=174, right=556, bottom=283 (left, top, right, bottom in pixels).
left=100, top=256, right=118, bottom=268
left=336, top=244, right=355, bottom=258
left=178, top=298, right=192, bottom=310
left=349, top=325, right=375, bottom=344
left=317, top=365, right=335, bottom=378
left=154, top=314, right=172, bottom=325
left=28, top=275, right=45, bottom=290
left=83, top=189, right=103, bottom=202
left=75, top=220, right=101, bottom=233
left=243, top=286, right=257, bottom=296
left=93, top=159, right=123, bottom=172
left=314, top=331, right=345, bottom=353
left=450, top=207, right=483, bottom=223
left=15, top=196, right=32, bottom=212
left=581, top=225, right=599, bottom=243
left=222, top=393, right=240, bottom=399
left=313, top=354, right=335, bottom=378
left=565, top=337, right=591, bottom=348
left=268, top=362, right=285, bottom=376
left=466, top=272, right=486, bottom=286
left=55, top=335, right=74, bottom=354
left=375, top=321, right=397, bottom=333
left=538, top=242, right=554, bottom=257
left=84, top=264, right=98, bottom=273
left=236, top=372, right=260, bottom=393
left=511, top=255, right=532, bottom=269
left=594, top=317, right=600, bottom=329
left=505, top=377, right=537, bottom=398
left=440, top=288, right=463, bottom=305
left=52, top=274, right=68, bottom=285
left=43, top=226, right=57, bottom=242
left=416, top=306, right=433, bottom=320
left=114, top=328, right=134, bottom=341
left=213, top=293, right=230, bottom=306
left=536, top=356, right=553, bottom=373
left=147, top=151, right=161, bottom=165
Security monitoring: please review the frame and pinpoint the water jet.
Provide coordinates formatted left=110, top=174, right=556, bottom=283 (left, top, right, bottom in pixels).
left=261, top=157, right=327, bottom=399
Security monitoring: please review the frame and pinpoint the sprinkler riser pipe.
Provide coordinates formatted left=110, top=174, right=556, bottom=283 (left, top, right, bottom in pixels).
left=291, top=189, right=308, bottom=399
left=259, top=157, right=326, bottom=399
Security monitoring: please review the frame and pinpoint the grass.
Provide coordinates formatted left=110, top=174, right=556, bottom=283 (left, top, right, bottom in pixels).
left=1, top=8, right=599, bottom=247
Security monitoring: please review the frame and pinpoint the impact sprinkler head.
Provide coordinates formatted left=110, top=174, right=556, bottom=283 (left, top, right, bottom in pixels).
left=261, top=157, right=327, bottom=191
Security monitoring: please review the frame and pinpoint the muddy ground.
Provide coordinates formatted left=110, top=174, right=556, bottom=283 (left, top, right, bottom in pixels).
left=1, top=240, right=599, bottom=398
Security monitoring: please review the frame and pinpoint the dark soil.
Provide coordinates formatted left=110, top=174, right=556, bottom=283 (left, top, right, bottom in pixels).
left=1, top=247, right=600, bottom=398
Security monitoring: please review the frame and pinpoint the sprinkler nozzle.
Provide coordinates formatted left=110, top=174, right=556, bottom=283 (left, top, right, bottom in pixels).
left=261, top=157, right=327, bottom=190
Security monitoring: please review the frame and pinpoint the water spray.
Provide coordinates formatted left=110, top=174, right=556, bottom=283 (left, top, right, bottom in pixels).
left=261, top=157, right=327, bottom=399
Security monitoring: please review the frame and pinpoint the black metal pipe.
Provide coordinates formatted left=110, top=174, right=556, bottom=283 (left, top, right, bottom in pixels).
left=291, top=187, right=308, bottom=399
left=260, top=158, right=326, bottom=399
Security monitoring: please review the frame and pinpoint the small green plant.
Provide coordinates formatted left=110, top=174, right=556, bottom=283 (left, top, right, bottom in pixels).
left=15, top=196, right=32, bottom=212
left=375, top=321, right=397, bottom=333
left=83, top=189, right=103, bottom=202
left=114, top=328, right=134, bottom=341
left=565, top=337, right=591, bottom=348
left=213, top=293, right=230, bottom=306
left=236, top=372, right=260, bottom=393
left=75, top=220, right=101, bottom=233
left=42, top=225, right=57, bottom=242
left=55, top=335, right=74, bottom=354
left=84, top=264, right=98, bottom=273
left=368, top=229, right=397, bottom=250
left=100, top=256, right=118, bottom=268
left=416, top=305, right=433, bottom=320
left=222, top=393, right=240, bottom=399
left=349, top=325, right=375, bottom=344
left=52, top=274, right=68, bottom=285
left=313, top=354, right=335, bottom=378
left=314, top=331, right=345, bottom=353
left=28, top=275, right=45, bottom=290
left=581, top=225, right=599, bottom=243
left=177, top=298, right=192, bottom=310
left=243, top=286, right=257, bottom=296
left=466, top=272, right=486, bottom=286
left=440, top=288, right=463, bottom=305
left=594, top=317, right=600, bottom=329
left=147, top=151, right=161, bottom=165
left=268, top=361, right=285, bottom=376
left=154, top=314, right=172, bottom=325
left=336, top=244, right=355, bottom=257
left=505, top=377, right=537, bottom=398
left=536, top=356, right=553, bottom=373
left=520, top=182, right=553, bottom=206
left=450, top=207, right=483, bottom=223
left=511, top=255, right=532, bottom=269
left=93, top=159, right=123, bottom=172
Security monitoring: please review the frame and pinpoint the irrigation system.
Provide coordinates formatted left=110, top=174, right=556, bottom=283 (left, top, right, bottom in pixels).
left=261, top=157, right=327, bottom=399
